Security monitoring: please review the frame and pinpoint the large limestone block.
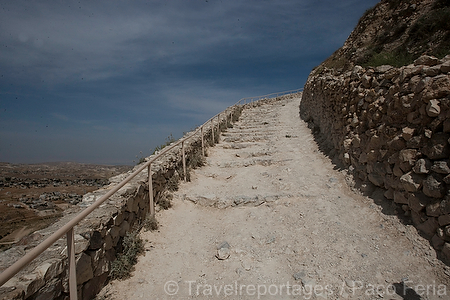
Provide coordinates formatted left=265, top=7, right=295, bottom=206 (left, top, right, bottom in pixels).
left=413, top=158, right=431, bottom=174
left=402, top=127, right=415, bottom=141
left=408, top=193, right=429, bottom=212
left=76, top=253, right=94, bottom=285
left=394, top=191, right=409, bottom=204
left=423, top=175, right=446, bottom=198
left=441, top=61, right=450, bottom=73
left=61, top=234, right=89, bottom=255
left=33, top=278, right=62, bottom=300
left=89, top=231, right=103, bottom=250
left=425, top=75, right=450, bottom=100
left=368, top=173, right=384, bottom=187
left=423, top=66, right=441, bottom=77
left=431, top=161, right=450, bottom=174
left=400, top=172, right=423, bottom=192
left=414, top=55, right=439, bottom=66
left=422, top=132, right=450, bottom=160
left=82, top=273, right=108, bottom=300
left=398, top=149, right=419, bottom=172
left=439, top=214, right=450, bottom=226
left=426, top=201, right=443, bottom=217
left=37, top=259, right=65, bottom=281
left=426, top=99, right=441, bottom=117
left=417, top=217, right=439, bottom=237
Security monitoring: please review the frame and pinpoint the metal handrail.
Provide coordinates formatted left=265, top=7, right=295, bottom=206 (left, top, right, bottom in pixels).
left=238, top=88, right=303, bottom=104
left=0, top=88, right=303, bottom=299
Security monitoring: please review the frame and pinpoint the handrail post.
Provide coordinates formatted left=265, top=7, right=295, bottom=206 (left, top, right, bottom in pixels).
left=148, top=164, right=154, bottom=216
left=201, top=126, right=205, bottom=157
left=211, top=119, right=214, bottom=145
left=182, top=141, right=187, bottom=182
left=217, top=113, right=220, bottom=142
left=66, top=228, right=78, bottom=300
left=217, top=114, right=220, bottom=139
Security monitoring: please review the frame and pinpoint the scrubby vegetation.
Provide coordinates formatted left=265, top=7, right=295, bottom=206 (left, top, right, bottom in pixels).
left=361, top=0, right=450, bottom=68
left=153, top=134, right=176, bottom=154
left=135, top=134, right=177, bottom=165
left=316, top=0, right=450, bottom=73
left=143, top=214, right=159, bottom=231
left=110, top=231, right=144, bottom=280
left=362, top=49, right=414, bottom=68
left=167, top=172, right=179, bottom=191
left=157, top=192, right=173, bottom=210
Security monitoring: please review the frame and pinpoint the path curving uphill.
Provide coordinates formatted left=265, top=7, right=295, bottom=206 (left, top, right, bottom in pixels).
left=100, top=96, right=449, bottom=300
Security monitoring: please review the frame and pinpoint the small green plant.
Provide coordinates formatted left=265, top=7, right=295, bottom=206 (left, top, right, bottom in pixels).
left=152, top=134, right=176, bottom=154
left=362, top=50, right=414, bottom=68
left=110, top=231, right=144, bottom=280
left=158, top=193, right=173, bottom=210
left=143, top=214, right=159, bottom=231
left=406, top=6, right=450, bottom=58
left=231, top=108, right=242, bottom=123
left=183, top=125, right=201, bottom=136
left=189, top=148, right=206, bottom=169
left=167, top=172, right=179, bottom=191
left=134, top=151, right=146, bottom=165
left=322, top=55, right=347, bottom=71
left=94, top=291, right=111, bottom=300
left=136, top=156, right=146, bottom=165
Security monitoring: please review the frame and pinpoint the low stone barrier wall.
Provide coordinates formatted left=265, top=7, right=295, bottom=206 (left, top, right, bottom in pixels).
left=0, top=92, right=300, bottom=300
left=300, top=55, right=450, bottom=262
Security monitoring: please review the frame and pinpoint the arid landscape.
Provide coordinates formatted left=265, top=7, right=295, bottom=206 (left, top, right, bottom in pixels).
left=1, top=1, right=449, bottom=299
left=0, top=162, right=132, bottom=249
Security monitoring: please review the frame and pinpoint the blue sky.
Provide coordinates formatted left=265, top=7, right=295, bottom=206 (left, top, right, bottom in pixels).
left=0, top=0, right=379, bottom=165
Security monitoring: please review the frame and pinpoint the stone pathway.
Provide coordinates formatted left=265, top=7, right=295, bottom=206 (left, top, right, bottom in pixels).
left=99, top=97, right=450, bottom=300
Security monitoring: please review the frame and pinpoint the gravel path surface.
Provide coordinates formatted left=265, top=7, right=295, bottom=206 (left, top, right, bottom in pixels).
left=99, top=97, right=450, bottom=300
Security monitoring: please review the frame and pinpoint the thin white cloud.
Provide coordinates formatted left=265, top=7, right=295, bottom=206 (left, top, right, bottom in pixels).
left=51, top=113, right=69, bottom=121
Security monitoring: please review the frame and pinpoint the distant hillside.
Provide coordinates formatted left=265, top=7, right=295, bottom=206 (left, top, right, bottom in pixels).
left=315, top=0, right=450, bottom=74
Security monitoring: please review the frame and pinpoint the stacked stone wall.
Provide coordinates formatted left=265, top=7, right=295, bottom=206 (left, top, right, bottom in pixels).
left=300, top=55, right=450, bottom=261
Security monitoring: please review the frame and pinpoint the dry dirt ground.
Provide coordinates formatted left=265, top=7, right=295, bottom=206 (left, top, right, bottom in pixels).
left=0, top=162, right=131, bottom=248
left=99, top=97, right=450, bottom=300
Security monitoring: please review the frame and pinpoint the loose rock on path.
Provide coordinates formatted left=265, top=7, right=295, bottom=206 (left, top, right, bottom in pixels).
left=99, top=97, right=450, bottom=300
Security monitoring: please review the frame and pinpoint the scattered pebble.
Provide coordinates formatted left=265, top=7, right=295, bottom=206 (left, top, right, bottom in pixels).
left=216, top=248, right=230, bottom=260
left=293, top=271, right=306, bottom=281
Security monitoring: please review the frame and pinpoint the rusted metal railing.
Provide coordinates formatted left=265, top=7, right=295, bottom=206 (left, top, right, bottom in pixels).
left=0, top=88, right=302, bottom=299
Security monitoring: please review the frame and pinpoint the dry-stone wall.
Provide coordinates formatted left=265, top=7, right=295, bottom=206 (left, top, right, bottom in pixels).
left=301, top=54, right=450, bottom=261
left=0, top=105, right=242, bottom=300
